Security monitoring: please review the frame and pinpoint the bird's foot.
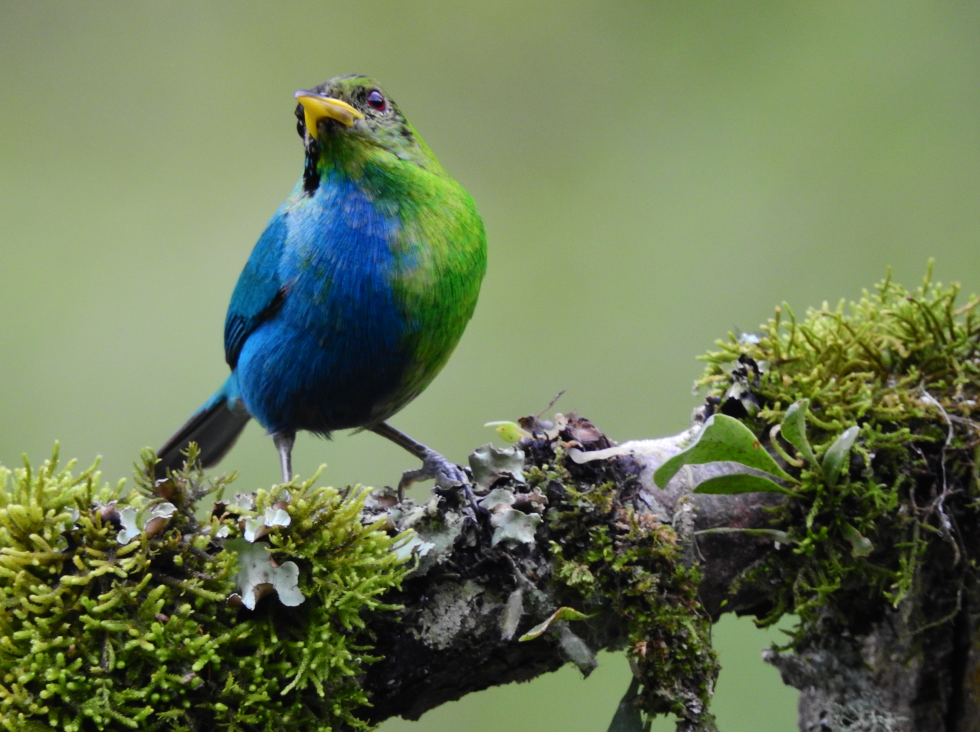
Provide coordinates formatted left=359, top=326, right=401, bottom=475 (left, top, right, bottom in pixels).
left=369, top=422, right=480, bottom=512
left=397, top=449, right=479, bottom=513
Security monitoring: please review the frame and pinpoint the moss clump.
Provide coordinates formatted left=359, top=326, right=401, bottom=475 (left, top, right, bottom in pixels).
left=698, top=265, right=980, bottom=640
left=543, top=465, right=718, bottom=728
left=0, top=448, right=408, bottom=732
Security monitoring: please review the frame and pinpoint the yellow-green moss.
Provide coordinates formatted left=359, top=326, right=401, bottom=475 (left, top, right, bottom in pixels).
left=0, top=449, right=408, bottom=732
left=698, top=265, right=980, bottom=639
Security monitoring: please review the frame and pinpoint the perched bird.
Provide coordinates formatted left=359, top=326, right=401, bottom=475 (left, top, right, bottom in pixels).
left=156, top=75, right=486, bottom=489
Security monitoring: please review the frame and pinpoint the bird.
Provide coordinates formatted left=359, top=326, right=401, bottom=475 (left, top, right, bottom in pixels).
left=156, top=75, right=487, bottom=491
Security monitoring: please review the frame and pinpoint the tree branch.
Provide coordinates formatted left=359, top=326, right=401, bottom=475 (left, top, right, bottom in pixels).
left=356, top=414, right=785, bottom=730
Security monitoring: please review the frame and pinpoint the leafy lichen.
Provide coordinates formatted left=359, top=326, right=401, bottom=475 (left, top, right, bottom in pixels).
left=0, top=448, right=408, bottom=731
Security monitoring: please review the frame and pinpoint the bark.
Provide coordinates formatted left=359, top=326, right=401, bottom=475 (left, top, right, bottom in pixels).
left=765, top=532, right=980, bottom=731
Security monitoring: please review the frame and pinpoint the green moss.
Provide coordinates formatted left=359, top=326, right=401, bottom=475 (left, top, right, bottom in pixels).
left=0, top=448, right=408, bottom=731
left=698, top=264, right=980, bottom=641
left=546, top=477, right=718, bottom=728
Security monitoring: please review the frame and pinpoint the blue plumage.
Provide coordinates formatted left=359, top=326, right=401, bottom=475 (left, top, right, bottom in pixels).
left=157, top=75, right=487, bottom=489
left=235, top=176, right=406, bottom=434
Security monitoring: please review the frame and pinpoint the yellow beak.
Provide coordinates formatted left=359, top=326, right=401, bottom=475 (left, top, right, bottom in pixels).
left=294, top=91, right=365, bottom=139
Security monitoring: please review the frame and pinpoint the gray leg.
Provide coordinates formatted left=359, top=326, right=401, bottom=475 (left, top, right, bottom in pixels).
left=370, top=422, right=472, bottom=501
left=273, top=430, right=296, bottom=483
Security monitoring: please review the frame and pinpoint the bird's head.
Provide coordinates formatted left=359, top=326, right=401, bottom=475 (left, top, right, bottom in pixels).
left=294, top=75, right=444, bottom=180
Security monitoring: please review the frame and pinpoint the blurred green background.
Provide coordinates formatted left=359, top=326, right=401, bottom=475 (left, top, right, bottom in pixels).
left=3, top=1, right=980, bottom=729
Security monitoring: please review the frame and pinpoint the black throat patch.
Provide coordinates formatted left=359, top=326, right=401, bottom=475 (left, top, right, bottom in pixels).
left=303, top=141, right=320, bottom=196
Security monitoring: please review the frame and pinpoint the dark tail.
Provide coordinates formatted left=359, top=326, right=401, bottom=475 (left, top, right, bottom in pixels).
left=155, top=375, right=251, bottom=479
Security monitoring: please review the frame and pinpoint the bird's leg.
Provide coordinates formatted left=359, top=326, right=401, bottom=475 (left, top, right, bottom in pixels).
left=273, top=430, right=296, bottom=483
left=370, top=422, right=474, bottom=504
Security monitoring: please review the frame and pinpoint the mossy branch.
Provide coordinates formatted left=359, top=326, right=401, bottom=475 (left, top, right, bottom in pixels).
left=3, top=267, right=980, bottom=732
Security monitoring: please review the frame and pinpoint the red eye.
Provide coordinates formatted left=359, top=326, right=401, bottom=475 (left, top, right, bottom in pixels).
left=367, top=89, right=386, bottom=112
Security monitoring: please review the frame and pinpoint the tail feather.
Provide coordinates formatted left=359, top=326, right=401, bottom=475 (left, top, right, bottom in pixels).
left=155, top=377, right=251, bottom=479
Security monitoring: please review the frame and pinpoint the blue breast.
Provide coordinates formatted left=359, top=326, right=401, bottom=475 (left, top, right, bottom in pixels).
left=235, top=175, right=411, bottom=435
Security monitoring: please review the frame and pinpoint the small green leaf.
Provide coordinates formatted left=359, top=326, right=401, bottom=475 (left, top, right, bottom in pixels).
left=693, top=473, right=796, bottom=496
left=484, top=421, right=531, bottom=444
left=519, top=606, right=593, bottom=641
left=842, top=522, right=874, bottom=557
left=822, top=425, right=860, bottom=487
left=654, top=414, right=795, bottom=488
left=780, top=399, right=820, bottom=470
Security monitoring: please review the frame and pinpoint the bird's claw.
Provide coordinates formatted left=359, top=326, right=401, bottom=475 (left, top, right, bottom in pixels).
left=397, top=449, right=466, bottom=493
left=397, top=450, right=480, bottom=514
